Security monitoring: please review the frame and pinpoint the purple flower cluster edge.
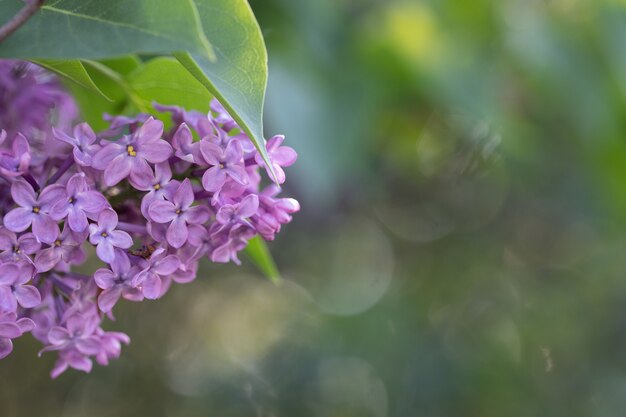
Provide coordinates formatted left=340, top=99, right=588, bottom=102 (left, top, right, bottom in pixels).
left=0, top=60, right=299, bottom=377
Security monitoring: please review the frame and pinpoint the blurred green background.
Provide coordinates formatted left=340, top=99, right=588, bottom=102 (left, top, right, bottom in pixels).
left=4, top=0, right=626, bottom=415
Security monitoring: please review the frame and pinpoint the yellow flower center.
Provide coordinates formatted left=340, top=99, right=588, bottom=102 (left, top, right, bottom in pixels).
left=32, top=206, right=40, bottom=213
left=127, top=145, right=137, bottom=157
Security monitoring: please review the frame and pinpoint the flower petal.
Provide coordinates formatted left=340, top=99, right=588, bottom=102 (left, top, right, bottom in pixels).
left=0, top=287, right=17, bottom=312
left=96, top=241, right=115, bottom=264
left=166, top=218, right=188, bottom=248
left=14, top=285, right=41, bottom=308
left=103, top=155, right=132, bottom=186
left=32, top=214, right=60, bottom=244
left=93, top=143, right=124, bottom=169
left=98, top=209, right=118, bottom=232
left=0, top=322, right=20, bottom=339
left=137, top=140, right=172, bottom=163
left=153, top=254, right=180, bottom=275
left=34, top=247, right=61, bottom=273
left=108, top=230, right=133, bottom=249
left=173, top=178, right=194, bottom=209
left=76, top=337, right=102, bottom=355
left=77, top=191, right=108, bottom=213
left=39, top=184, right=67, bottom=210
left=186, top=205, right=211, bottom=224
left=98, top=287, right=122, bottom=312
left=148, top=200, right=177, bottom=223
left=94, top=268, right=115, bottom=289
left=201, top=166, right=226, bottom=192
left=11, top=179, right=36, bottom=208
left=142, top=273, right=161, bottom=300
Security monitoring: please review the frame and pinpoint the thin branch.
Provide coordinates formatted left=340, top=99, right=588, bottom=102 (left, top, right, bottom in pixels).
left=0, top=0, right=45, bottom=43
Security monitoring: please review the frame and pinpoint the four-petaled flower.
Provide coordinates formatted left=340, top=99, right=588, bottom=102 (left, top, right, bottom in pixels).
left=0, top=227, right=40, bottom=264
left=88, top=209, right=133, bottom=263
left=132, top=248, right=180, bottom=299
left=0, top=311, right=34, bottom=359
left=148, top=178, right=211, bottom=248
left=53, top=123, right=100, bottom=166
left=34, top=224, right=86, bottom=273
left=255, top=135, right=297, bottom=184
left=4, top=179, right=65, bottom=244
left=50, top=173, right=109, bottom=232
left=42, top=314, right=102, bottom=357
left=0, top=262, right=41, bottom=312
left=214, top=194, right=259, bottom=233
left=94, top=252, right=143, bottom=312
left=130, top=162, right=177, bottom=219
left=93, top=117, right=173, bottom=186
left=199, top=140, right=248, bottom=192
left=0, top=133, right=31, bottom=177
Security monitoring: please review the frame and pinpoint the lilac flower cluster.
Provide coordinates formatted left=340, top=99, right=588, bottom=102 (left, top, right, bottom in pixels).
left=0, top=60, right=299, bottom=377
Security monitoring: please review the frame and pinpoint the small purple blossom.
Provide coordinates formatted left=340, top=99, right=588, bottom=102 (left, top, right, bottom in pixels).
left=50, top=173, right=109, bottom=232
left=132, top=248, right=180, bottom=299
left=93, top=117, right=172, bottom=186
left=130, top=162, right=177, bottom=219
left=53, top=123, right=100, bottom=166
left=4, top=179, right=65, bottom=244
left=0, top=311, right=34, bottom=359
left=255, top=135, right=297, bottom=184
left=0, top=227, right=40, bottom=264
left=0, top=262, right=41, bottom=311
left=0, top=133, right=30, bottom=178
left=88, top=209, right=133, bottom=263
left=199, top=140, right=248, bottom=192
left=148, top=178, right=211, bottom=248
left=34, top=225, right=86, bottom=273
left=94, top=252, right=143, bottom=312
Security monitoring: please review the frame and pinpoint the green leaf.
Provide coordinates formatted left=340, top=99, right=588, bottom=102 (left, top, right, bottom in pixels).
left=0, top=0, right=215, bottom=61
left=173, top=0, right=277, bottom=181
left=32, top=59, right=112, bottom=101
left=98, top=55, right=142, bottom=76
left=244, top=236, right=282, bottom=284
left=62, top=62, right=133, bottom=130
left=127, top=57, right=213, bottom=114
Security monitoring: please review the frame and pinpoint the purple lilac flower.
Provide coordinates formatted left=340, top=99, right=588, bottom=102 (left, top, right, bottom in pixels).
left=41, top=313, right=102, bottom=358
left=148, top=178, right=211, bottom=248
left=132, top=248, right=180, bottom=299
left=93, top=117, right=172, bottom=186
left=4, top=179, right=65, bottom=244
left=50, top=172, right=108, bottom=232
left=88, top=209, right=133, bottom=263
left=0, top=311, right=34, bottom=359
left=211, top=225, right=255, bottom=265
left=210, top=98, right=238, bottom=131
left=94, top=329, right=130, bottom=366
left=0, top=228, right=40, bottom=264
left=34, top=225, right=86, bottom=273
left=199, top=140, right=248, bottom=192
left=52, top=123, right=100, bottom=166
left=0, top=133, right=30, bottom=178
left=0, top=262, right=41, bottom=311
left=214, top=194, right=259, bottom=232
left=130, top=162, right=177, bottom=219
left=170, top=123, right=196, bottom=163
left=0, top=60, right=77, bottom=140
left=94, top=252, right=143, bottom=312
left=255, top=135, right=298, bottom=184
